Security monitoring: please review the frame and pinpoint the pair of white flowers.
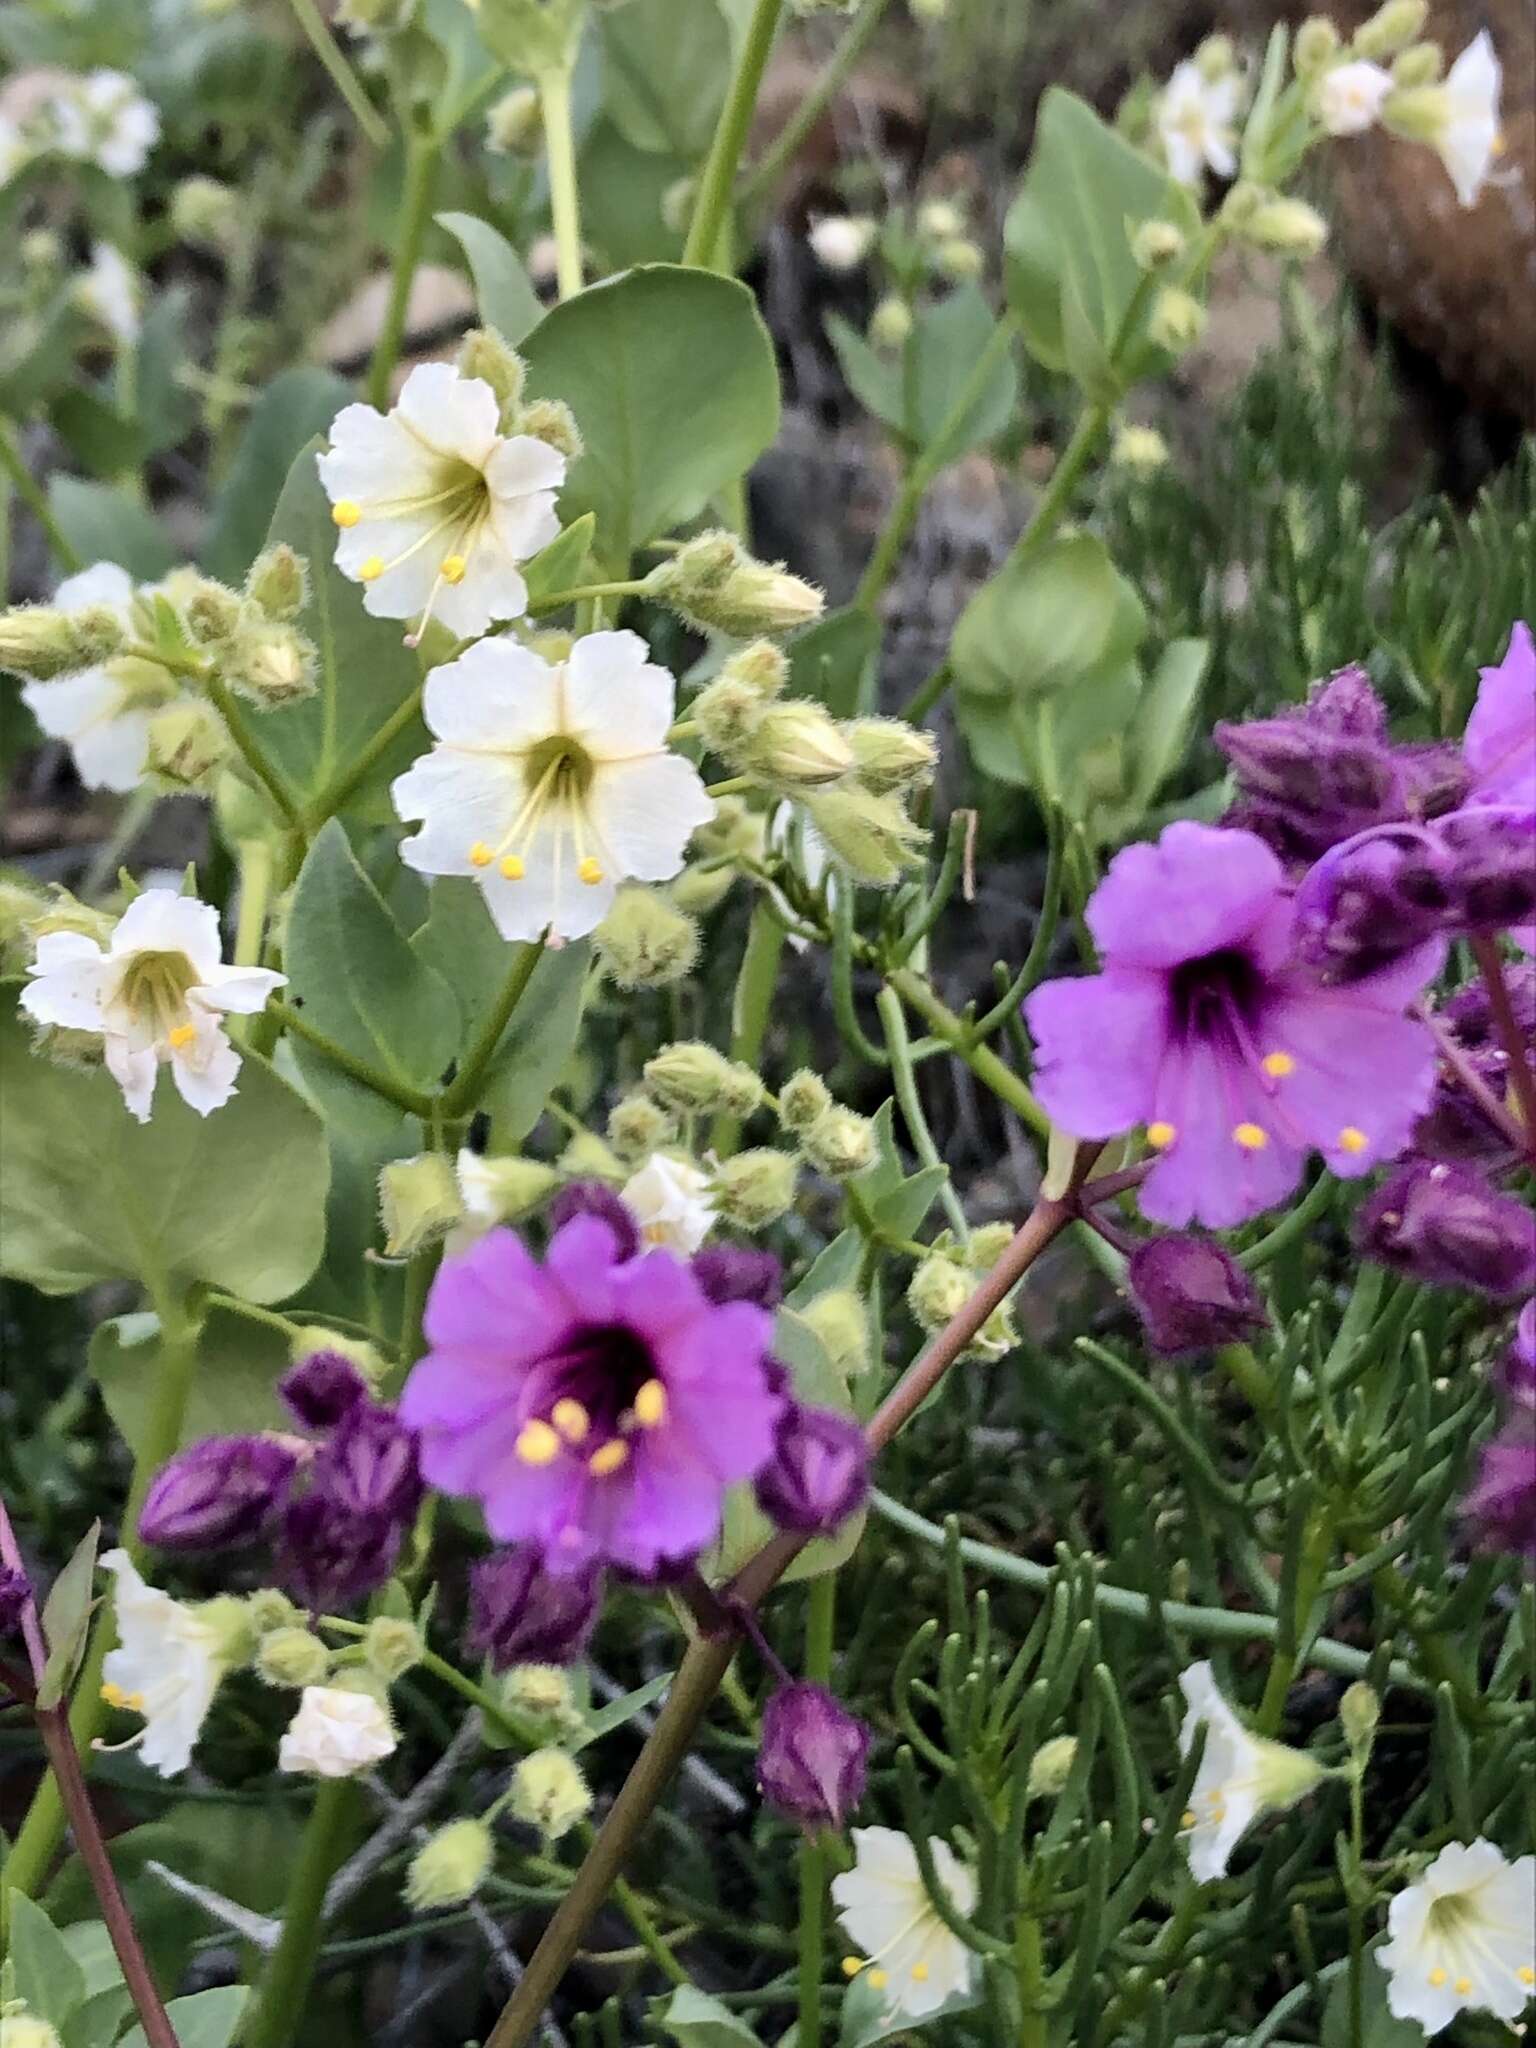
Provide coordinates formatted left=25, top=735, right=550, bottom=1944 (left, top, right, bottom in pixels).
left=0, top=67, right=159, bottom=192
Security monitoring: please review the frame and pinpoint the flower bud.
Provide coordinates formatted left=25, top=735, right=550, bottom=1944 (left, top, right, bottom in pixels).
left=869, top=294, right=913, bottom=350
left=755, top=1401, right=869, bottom=1532
left=486, top=83, right=542, bottom=156
left=1339, top=1681, right=1380, bottom=1755
left=365, top=1615, right=424, bottom=1682
left=248, top=1587, right=304, bottom=1635
left=138, top=1435, right=299, bottom=1552
left=1026, top=1735, right=1079, bottom=1799
left=1293, top=16, right=1340, bottom=76
left=469, top=1544, right=604, bottom=1668
left=503, top=1662, right=574, bottom=1720
left=808, top=214, right=877, bottom=271
left=549, top=1178, right=637, bottom=1255
left=379, top=1152, right=463, bottom=1256
left=0, top=604, right=124, bottom=680
left=647, top=533, right=824, bottom=639
left=227, top=619, right=317, bottom=704
left=622, top=1151, right=716, bottom=1252
left=967, top=1222, right=1015, bottom=1270
left=1128, top=1235, right=1270, bottom=1356
left=1112, top=424, right=1170, bottom=471
left=908, top=1253, right=970, bottom=1330
left=256, top=1625, right=331, bottom=1689
left=757, top=1682, right=870, bottom=1828
left=1243, top=198, right=1329, bottom=257
left=183, top=578, right=244, bottom=646
left=1196, top=31, right=1236, bottom=79
left=456, top=1150, right=561, bottom=1226
left=405, top=1817, right=494, bottom=1910
left=516, top=398, right=583, bottom=462
left=1390, top=42, right=1441, bottom=87
left=279, top=1492, right=399, bottom=1613
left=1352, top=0, right=1427, bottom=60
left=797, top=1288, right=871, bottom=1379
left=693, top=794, right=766, bottom=861
left=916, top=198, right=965, bottom=240
left=1503, top=1299, right=1536, bottom=1410
left=281, top=1349, right=371, bottom=1427
left=245, top=544, right=308, bottom=622
left=31, top=1024, right=108, bottom=1070
left=314, top=1402, right=422, bottom=1524
left=145, top=699, right=228, bottom=790
left=278, top=1679, right=397, bottom=1777
left=1465, top=1417, right=1536, bottom=1561
left=20, top=885, right=117, bottom=950
left=801, top=1106, right=878, bottom=1179
left=556, top=1130, right=626, bottom=1182
left=1381, top=82, right=1449, bottom=143
left=969, top=1298, right=1018, bottom=1360
left=802, top=784, right=926, bottom=885
left=643, top=1041, right=763, bottom=1117
left=1440, top=807, right=1536, bottom=935
left=693, top=676, right=769, bottom=759
left=0, top=2010, right=64, bottom=2048
left=778, top=1069, right=832, bottom=1132
left=1149, top=287, right=1206, bottom=354
left=1, top=1564, right=34, bottom=1637
left=171, top=174, right=240, bottom=250
left=194, top=1594, right=260, bottom=1669
left=691, top=1243, right=784, bottom=1310
left=1355, top=1161, right=1536, bottom=1300
left=1312, top=55, right=1396, bottom=134
left=935, top=237, right=984, bottom=282
left=607, top=1092, right=677, bottom=1160
left=844, top=717, right=937, bottom=795
left=721, top=638, right=790, bottom=699
left=510, top=1748, right=591, bottom=1839
left=1131, top=219, right=1187, bottom=270
left=711, top=1148, right=798, bottom=1229
left=669, top=862, right=736, bottom=915
left=594, top=885, right=699, bottom=989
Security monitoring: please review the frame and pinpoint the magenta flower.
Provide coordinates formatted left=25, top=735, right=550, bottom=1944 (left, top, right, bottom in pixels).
left=1023, top=823, right=1440, bottom=1229
left=1465, top=621, right=1535, bottom=810
left=1465, top=1417, right=1536, bottom=1562
left=400, top=1214, right=784, bottom=1577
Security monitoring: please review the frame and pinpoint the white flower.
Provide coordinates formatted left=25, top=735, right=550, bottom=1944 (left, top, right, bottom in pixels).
left=20, top=888, right=285, bottom=1122
left=808, top=214, right=876, bottom=271
left=1177, top=1661, right=1324, bottom=1881
left=832, top=1826, right=978, bottom=2022
left=1316, top=58, right=1393, bottom=136
left=391, top=631, right=715, bottom=944
left=76, top=243, right=141, bottom=345
left=19, top=562, right=156, bottom=792
left=278, top=1685, right=398, bottom=1777
left=621, top=1152, right=716, bottom=1253
left=0, top=113, right=30, bottom=187
left=99, top=1550, right=225, bottom=1777
left=47, top=69, right=160, bottom=176
left=1157, top=59, right=1243, bottom=184
left=1436, top=31, right=1503, bottom=208
left=316, top=362, right=564, bottom=639
left=1377, top=1839, right=1535, bottom=2034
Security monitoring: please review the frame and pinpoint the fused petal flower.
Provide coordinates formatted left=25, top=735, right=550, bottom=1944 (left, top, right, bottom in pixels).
left=621, top=1152, right=716, bottom=1254
left=18, top=563, right=164, bottom=794
left=280, top=1350, right=371, bottom=1429
left=832, top=1827, right=978, bottom=2021
left=47, top=69, right=160, bottom=176
left=99, top=1550, right=229, bottom=1777
left=1127, top=1235, right=1269, bottom=1357
left=19, top=889, right=285, bottom=1122
left=755, top=1402, right=869, bottom=1533
left=1157, top=58, right=1243, bottom=183
left=138, top=1436, right=299, bottom=1552
left=391, top=632, right=714, bottom=945
left=469, top=1543, right=604, bottom=1668
left=757, top=1682, right=871, bottom=1827
left=278, top=1683, right=397, bottom=1777
left=1177, top=1661, right=1325, bottom=1881
left=1377, top=1839, right=1535, bottom=2034
left=278, top=1490, right=402, bottom=1614
left=1355, top=1160, right=1536, bottom=1299
left=1024, top=823, right=1439, bottom=1229
left=1465, top=621, right=1535, bottom=810
left=1315, top=57, right=1394, bottom=134
left=317, top=362, right=564, bottom=637
left=400, top=1215, right=784, bottom=1577
left=1464, top=1416, right=1536, bottom=1561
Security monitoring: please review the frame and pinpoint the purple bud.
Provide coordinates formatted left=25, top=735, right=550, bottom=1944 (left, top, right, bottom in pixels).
left=754, top=1402, right=869, bottom=1533
left=1443, top=966, right=1536, bottom=1051
left=757, top=1682, right=871, bottom=1828
left=278, top=1490, right=401, bottom=1612
left=692, top=1243, right=784, bottom=1310
left=138, top=1436, right=299, bottom=1552
left=1215, top=716, right=1401, bottom=822
left=280, top=1350, right=370, bottom=1429
left=548, top=1181, right=640, bottom=1262
left=1501, top=1300, right=1536, bottom=1410
left=1308, top=665, right=1390, bottom=740
left=1464, top=1417, right=1536, bottom=1562
left=468, top=1544, right=604, bottom=1668
left=1355, top=1160, right=1536, bottom=1300
left=0, top=1565, right=33, bottom=1637
left=1294, top=823, right=1458, bottom=979
left=1127, top=1235, right=1270, bottom=1357
left=1438, top=806, right=1536, bottom=935
left=311, top=1402, right=421, bottom=1524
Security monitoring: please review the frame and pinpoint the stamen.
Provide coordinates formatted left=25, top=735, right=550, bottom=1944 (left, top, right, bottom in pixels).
left=1428, top=1968, right=1447, bottom=1987
left=551, top=1398, right=589, bottom=1443
left=866, top=1970, right=888, bottom=1991
left=633, top=1379, right=667, bottom=1428
left=1519, top=1967, right=1534, bottom=1985
left=100, top=1682, right=145, bottom=1711
left=440, top=554, right=467, bottom=584
left=468, top=843, right=494, bottom=868
left=1147, top=1120, right=1177, bottom=1149
left=167, top=1023, right=196, bottom=1049
left=910, top=1963, right=930, bottom=1982
left=577, top=856, right=604, bottom=886
left=500, top=855, right=525, bottom=880
left=332, top=500, right=361, bottom=528
left=841, top=1958, right=863, bottom=1979
left=1232, top=1123, right=1268, bottom=1151
left=1180, top=1809, right=1196, bottom=1828
left=1454, top=1979, right=1471, bottom=1996
left=1210, top=1800, right=1227, bottom=1821
left=516, top=1419, right=561, bottom=1466
left=1337, top=1126, right=1368, bottom=1154
left=359, top=557, right=384, bottom=582
left=1261, top=1051, right=1295, bottom=1078
left=589, top=1439, right=629, bottom=1477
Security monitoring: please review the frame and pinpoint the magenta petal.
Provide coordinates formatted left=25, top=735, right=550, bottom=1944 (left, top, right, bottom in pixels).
left=1260, top=987, right=1437, bottom=1175
left=608, top=1241, right=713, bottom=1341
left=1025, top=968, right=1169, bottom=1138
left=1465, top=620, right=1536, bottom=810
left=422, top=1227, right=569, bottom=1359
left=1086, top=823, right=1285, bottom=968
left=1141, top=1035, right=1304, bottom=1229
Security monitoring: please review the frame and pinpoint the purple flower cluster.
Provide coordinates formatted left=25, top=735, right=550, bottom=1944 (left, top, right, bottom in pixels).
left=138, top=1351, right=421, bottom=1612
left=1465, top=1299, right=1536, bottom=1564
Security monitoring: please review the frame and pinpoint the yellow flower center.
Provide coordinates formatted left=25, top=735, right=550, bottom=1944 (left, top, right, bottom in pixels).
left=1232, top=1122, right=1268, bottom=1151
left=1337, top=1126, right=1368, bottom=1154
left=330, top=457, right=493, bottom=635
left=588, top=1439, right=629, bottom=1477
left=1261, top=1051, right=1295, bottom=1078
left=100, top=1681, right=145, bottom=1712
left=464, top=735, right=611, bottom=899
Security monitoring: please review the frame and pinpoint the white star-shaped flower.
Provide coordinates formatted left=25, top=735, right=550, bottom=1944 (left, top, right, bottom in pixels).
left=316, top=362, right=564, bottom=639
left=1157, top=60, right=1243, bottom=185
left=19, top=562, right=160, bottom=792
left=621, top=1152, right=716, bottom=1253
left=1177, top=1661, right=1324, bottom=1881
left=20, top=888, right=285, bottom=1122
left=391, top=631, right=715, bottom=944
left=1436, top=31, right=1503, bottom=208
left=76, top=243, right=141, bottom=345
left=99, top=1550, right=226, bottom=1778
left=279, top=1685, right=398, bottom=1778
left=47, top=69, right=160, bottom=177
left=832, top=1826, right=978, bottom=2022
left=1316, top=59, right=1393, bottom=136
left=1377, top=1839, right=1535, bottom=2034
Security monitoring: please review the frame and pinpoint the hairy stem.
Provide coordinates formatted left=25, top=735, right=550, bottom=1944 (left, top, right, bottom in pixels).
left=440, top=933, right=548, bottom=1116
left=206, top=673, right=304, bottom=830
left=683, top=0, right=785, bottom=269
left=266, top=998, right=435, bottom=1116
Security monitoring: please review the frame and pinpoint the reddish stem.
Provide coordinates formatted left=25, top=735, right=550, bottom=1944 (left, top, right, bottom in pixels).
left=1469, top=935, right=1536, bottom=1159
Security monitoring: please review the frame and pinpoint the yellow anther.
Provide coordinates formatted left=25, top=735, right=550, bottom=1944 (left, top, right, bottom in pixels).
left=1261, top=1051, right=1295, bottom=1078
left=1180, top=1809, right=1197, bottom=1829
left=1147, top=1120, right=1177, bottom=1150
left=440, top=553, right=467, bottom=584
left=100, top=1683, right=143, bottom=1711
left=1210, top=1801, right=1227, bottom=1821
left=499, top=854, right=525, bottom=880
left=468, top=842, right=494, bottom=868
left=910, top=1962, right=930, bottom=1983
left=589, top=1438, right=630, bottom=1477
left=577, top=856, right=603, bottom=886
left=331, top=499, right=361, bottom=528
left=167, top=1023, right=197, bottom=1049
left=516, top=1419, right=561, bottom=1467
left=359, top=556, right=384, bottom=582
left=1233, top=1122, right=1268, bottom=1151
left=551, top=1398, right=589, bottom=1443
left=867, top=1970, right=889, bottom=1991
left=1428, top=1968, right=1448, bottom=1987
left=633, top=1378, right=668, bottom=1428
left=841, top=1958, right=863, bottom=1979
left=1519, top=1966, right=1535, bottom=1985
left=1337, top=1126, right=1368, bottom=1154
left=1454, top=1979, right=1472, bottom=1997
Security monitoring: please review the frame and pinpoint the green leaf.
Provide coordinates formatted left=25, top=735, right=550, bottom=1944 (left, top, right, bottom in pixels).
left=600, top=0, right=733, bottom=158
left=59, top=1921, right=126, bottom=2002
left=119, top=1987, right=250, bottom=2048
left=436, top=211, right=542, bottom=347
left=520, top=265, right=780, bottom=574
left=578, top=119, right=688, bottom=270
left=253, top=441, right=426, bottom=809
left=7, top=1893, right=87, bottom=2026
left=827, top=286, right=1018, bottom=460
left=202, top=367, right=353, bottom=583
left=1124, top=636, right=1209, bottom=813
left=45, top=477, right=176, bottom=581
left=36, top=1518, right=101, bottom=1710
left=568, top=1671, right=672, bottom=1753
left=952, top=532, right=1147, bottom=704
left=839, top=1968, right=980, bottom=2046
left=1320, top=1950, right=1423, bottom=2048
left=523, top=510, right=598, bottom=605
left=90, top=1306, right=291, bottom=1458
left=0, top=985, right=329, bottom=1302
left=62, top=1987, right=136, bottom=2048
left=658, top=1985, right=764, bottom=2046
left=788, top=606, right=879, bottom=720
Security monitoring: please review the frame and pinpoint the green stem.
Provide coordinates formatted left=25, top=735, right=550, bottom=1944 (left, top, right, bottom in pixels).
left=1470, top=934, right=1536, bottom=1153
left=439, top=934, right=547, bottom=1117
left=267, top=999, right=435, bottom=1115
left=366, top=132, right=440, bottom=411
left=242, top=1779, right=364, bottom=2048
left=884, top=966, right=1048, bottom=1139
left=1016, top=1914, right=1048, bottom=2048
left=301, top=681, right=424, bottom=844
left=740, top=0, right=894, bottom=206
left=528, top=578, right=650, bottom=614
left=1257, top=1505, right=1334, bottom=1735
left=682, top=0, right=785, bottom=269
left=876, top=983, right=967, bottom=1238
left=709, top=899, right=786, bottom=1156
left=537, top=66, right=584, bottom=299
left=1008, top=399, right=1112, bottom=570
left=611, top=1874, right=690, bottom=1986
left=206, top=674, right=303, bottom=830
left=285, top=0, right=389, bottom=145
left=797, top=1577, right=837, bottom=2047
left=0, top=419, right=83, bottom=571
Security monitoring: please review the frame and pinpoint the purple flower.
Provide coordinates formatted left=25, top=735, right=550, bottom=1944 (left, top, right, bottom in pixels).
left=278, top=1490, right=401, bottom=1612
left=468, top=1544, right=604, bottom=1668
left=1127, top=1235, right=1270, bottom=1356
left=138, top=1436, right=300, bottom=1552
left=1503, top=1300, right=1536, bottom=1409
left=1438, top=807, right=1536, bottom=935
left=0, top=1565, right=32, bottom=1637
left=692, top=1243, right=784, bottom=1311
left=1464, top=621, right=1535, bottom=810
left=281, top=1351, right=370, bottom=1429
left=399, top=1215, right=784, bottom=1577
left=757, top=1682, right=871, bottom=1828
left=1023, top=823, right=1440, bottom=1230
left=1465, top=1417, right=1536, bottom=1561
left=548, top=1181, right=640, bottom=1262
left=755, top=1402, right=869, bottom=1533
left=310, top=1402, right=422, bottom=1524
left=1415, top=971, right=1536, bottom=1165
left=1355, top=1160, right=1536, bottom=1299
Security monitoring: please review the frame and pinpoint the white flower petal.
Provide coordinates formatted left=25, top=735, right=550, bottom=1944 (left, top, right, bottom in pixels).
left=104, top=1034, right=158, bottom=1121
left=168, top=1015, right=242, bottom=1116
left=190, top=963, right=287, bottom=1015
left=430, top=549, right=529, bottom=638
left=319, top=406, right=442, bottom=507
left=56, top=561, right=134, bottom=614
left=485, top=433, right=567, bottom=500
left=478, top=810, right=618, bottom=942
left=100, top=1550, right=223, bottom=1777
left=422, top=639, right=562, bottom=749
left=70, top=707, right=152, bottom=793
left=22, top=668, right=119, bottom=742
left=395, top=752, right=523, bottom=878
left=279, top=1686, right=397, bottom=1777
left=394, top=362, right=500, bottom=467
left=564, top=631, right=677, bottom=755
left=588, top=754, right=714, bottom=879
left=109, top=890, right=223, bottom=974
left=20, top=948, right=110, bottom=1030
left=622, top=1154, right=715, bottom=1253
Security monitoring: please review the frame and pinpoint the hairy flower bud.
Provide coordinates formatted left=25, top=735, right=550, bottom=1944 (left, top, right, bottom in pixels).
left=182, top=578, right=244, bottom=647
left=1440, top=808, right=1536, bottom=935
left=171, top=174, right=241, bottom=250
left=647, top=533, right=823, bottom=639
left=314, top=1402, right=421, bottom=1525
left=256, top=1625, right=331, bottom=1689
left=967, top=1222, right=1016, bottom=1269
left=1242, top=198, right=1329, bottom=257
left=711, top=1148, right=798, bottom=1229
left=1356, top=1161, right=1536, bottom=1300
left=1352, top=0, right=1428, bottom=60
left=1128, top=1235, right=1270, bottom=1356
left=469, top=1544, right=604, bottom=1668
left=380, top=1152, right=463, bottom=1256
left=226, top=619, right=317, bottom=704
left=844, top=717, right=938, bottom=794
left=1465, top=1417, right=1536, bottom=1560
left=1339, top=1681, right=1380, bottom=1756
left=660, top=174, right=697, bottom=235
left=1293, top=15, right=1340, bottom=76
left=802, top=784, right=926, bottom=884
left=800, top=1106, right=878, bottom=1179
left=935, top=236, right=984, bottom=282
left=594, top=886, right=699, bottom=988
left=486, top=83, right=542, bottom=155
left=797, top=1288, right=871, bottom=1379
left=917, top=198, right=966, bottom=240
left=607, top=1092, right=677, bottom=1160
left=1390, top=41, right=1441, bottom=87
left=1026, top=1735, right=1080, bottom=1799
left=691, top=1243, right=784, bottom=1310
left=1148, top=287, right=1207, bottom=354
left=1195, top=31, right=1236, bottom=78
left=778, top=1069, right=832, bottom=1132
left=869, top=294, right=913, bottom=350
left=510, top=1748, right=591, bottom=1839
left=145, top=699, right=228, bottom=790
left=503, top=1662, right=575, bottom=1720
left=138, top=1435, right=299, bottom=1552
left=1, top=2009, right=64, bottom=2048
left=245, top=544, right=308, bottom=622
left=281, top=1350, right=370, bottom=1428
left=693, top=674, right=770, bottom=759
left=644, top=1040, right=762, bottom=1116
left=755, top=1401, right=869, bottom=1532
left=406, top=1817, right=495, bottom=1909
left=0, top=603, right=125, bottom=679
left=1503, top=1299, right=1536, bottom=1410
left=757, top=1682, right=870, bottom=1828
left=364, top=1615, right=424, bottom=1682
left=1112, top=424, right=1170, bottom=471
left=516, top=398, right=583, bottom=462
left=1131, top=218, right=1187, bottom=270
left=908, top=1253, right=971, bottom=1331
left=457, top=1150, right=561, bottom=1226
left=248, top=1587, right=305, bottom=1635
left=1381, top=82, right=1449, bottom=143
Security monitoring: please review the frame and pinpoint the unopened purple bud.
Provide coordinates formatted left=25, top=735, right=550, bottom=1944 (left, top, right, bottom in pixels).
left=754, top=1402, right=869, bottom=1533
left=1294, top=823, right=1458, bottom=979
left=692, top=1243, right=784, bottom=1310
left=138, top=1435, right=299, bottom=1552
left=1308, top=665, right=1390, bottom=740
left=548, top=1181, right=640, bottom=1262
left=1127, top=1235, right=1269, bottom=1356
left=312, top=1402, right=421, bottom=1523
left=1464, top=1418, right=1536, bottom=1561
left=278, top=1490, right=400, bottom=1612
left=0, top=1564, right=32, bottom=1636
left=468, top=1544, right=603, bottom=1668
left=1501, top=1300, right=1536, bottom=1410
left=1438, top=806, right=1536, bottom=935
left=1215, top=716, right=1400, bottom=820
left=281, top=1350, right=369, bottom=1429
left=1443, top=966, right=1536, bottom=1050
left=1355, top=1160, right=1536, bottom=1300
left=757, top=1682, right=871, bottom=1828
